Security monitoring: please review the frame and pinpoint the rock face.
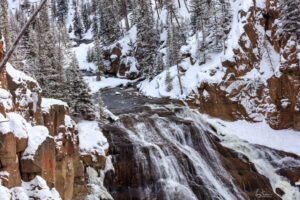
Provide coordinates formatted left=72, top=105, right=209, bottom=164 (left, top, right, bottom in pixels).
left=186, top=0, right=300, bottom=131
left=103, top=44, right=140, bottom=80
left=103, top=105, right=285, bottom=200
left=0, top=44, right=107, bottom=199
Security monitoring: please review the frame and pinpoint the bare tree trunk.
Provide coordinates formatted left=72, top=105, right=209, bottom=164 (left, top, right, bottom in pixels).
left=0, top=0, right=48, bottom=73
left=177, top=0, right=181, bottom=8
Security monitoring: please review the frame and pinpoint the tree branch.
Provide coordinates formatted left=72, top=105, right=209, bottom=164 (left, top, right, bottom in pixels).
left=0, top=0, right=48, bottom=73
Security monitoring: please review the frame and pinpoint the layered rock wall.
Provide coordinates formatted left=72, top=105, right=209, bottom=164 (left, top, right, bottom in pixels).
left=187, top=0, right=300, bottom=130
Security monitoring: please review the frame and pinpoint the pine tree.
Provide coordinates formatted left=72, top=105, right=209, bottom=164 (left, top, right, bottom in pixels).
left=190, top=0, right=209, bottom=64
left=98, top=91, right=108, bottom=120
left=165, top=69, right=173, bottom=92
left=99, top=0, right=121, bottom=45
left=91, top=14, right=99, bottom=38
left=135, top=0, right=159, bottom=79
left=73, top=7, right=84, bottom=39
left=56, top=0, right=69, bottom=23
left=81, top=2, right=91, bottom=32
left=155, top=52, right=165, bottom=73
left=66, top=53, right=95, bottom=120
left=0, top=0, right=11, bottom=49
left=93, top=38, right=105, bottom=81
left=34, top=7, right=68, bottom=102
left=166, top=15, right=181, bottom=68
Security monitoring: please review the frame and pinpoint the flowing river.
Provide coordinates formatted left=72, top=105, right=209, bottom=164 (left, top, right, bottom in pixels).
left=96, top=85, right=300, bottom=200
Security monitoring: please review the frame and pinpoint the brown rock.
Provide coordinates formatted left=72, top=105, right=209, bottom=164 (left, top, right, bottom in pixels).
left=20, top=137, right=56, bottom=187
left=0, top=133, right=22, bottom=188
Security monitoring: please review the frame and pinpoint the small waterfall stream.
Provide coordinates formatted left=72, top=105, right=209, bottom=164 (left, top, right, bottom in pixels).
left=99, top=87, right=299, bottom=200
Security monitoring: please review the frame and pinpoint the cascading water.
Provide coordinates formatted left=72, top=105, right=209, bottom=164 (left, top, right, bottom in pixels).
left=100, top=87, right=299, bottom=200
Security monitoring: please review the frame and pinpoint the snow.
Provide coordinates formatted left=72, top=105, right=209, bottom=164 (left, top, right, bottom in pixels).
left=6, top=63, right=37, bottom=84
left=0, top=185, right=11, bottom=200
left=77, top=120, right=109, bottom=156
left=0, top=113, right=30, bottom=139
left=206, top=116, right=300, bottom=156
left=22, top=176, right=61, bottom=200
left=41, top=98, right=68, bottom=113
left=84, top=76, right=136, bottom=93
left=22, top=126, right=50, bottom=160
left=73, top=43, right=97, bottom=72
left=0, top=176, right=61, bottom=200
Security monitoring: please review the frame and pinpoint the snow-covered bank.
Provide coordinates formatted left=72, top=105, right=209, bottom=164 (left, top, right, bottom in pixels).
left=0, top=176, right=61, bottom=200
left=84, top=76, right=136, bottom=93
left=205, top=116, right=300, bottom=156
left=77, top=120, right=109, bottom=156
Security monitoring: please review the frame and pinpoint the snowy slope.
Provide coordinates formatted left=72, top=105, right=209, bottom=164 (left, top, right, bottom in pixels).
left=139, top=0, right=277, bottom=99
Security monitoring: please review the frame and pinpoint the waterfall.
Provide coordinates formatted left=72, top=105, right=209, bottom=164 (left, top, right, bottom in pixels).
left=103, top=103, right=300, bottom=200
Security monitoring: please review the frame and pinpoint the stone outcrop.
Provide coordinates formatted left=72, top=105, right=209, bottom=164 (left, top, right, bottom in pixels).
left=103, top=44, right=140, bottom=80
left=0, top=42, right=107, bottom=199
left=186, top=0, right=300, bottom=131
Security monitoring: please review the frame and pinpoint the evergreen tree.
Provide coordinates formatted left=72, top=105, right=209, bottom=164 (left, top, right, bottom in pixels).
left=34, top=7, right=67, bottom=102
left=190, top=0, right=209, bottom=63
left=99, top=0, right=121, bottom=45
left=56, top=0, right=69, bottom=23
left=81, top=2, right=91, bottom=32
left=135, top=0, right=159, bottom=79
left=73, top=7, right=84, bottom=39
left=166, top=16, right=181, bottom=68
left=93, top=38, right=105, bottom=81
left=92, top=14, right=99, bottom=38
left=98, top=91, right=108, bottom=120
left=66, top=53, right=95, bottom=120
left=0, top=0, right=11, bottom=49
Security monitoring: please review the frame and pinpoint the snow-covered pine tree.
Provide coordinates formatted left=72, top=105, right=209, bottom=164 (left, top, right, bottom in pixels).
left=91, top=14, right=99, bottom=38
left=98, top=91, right=108, bottom=120
left=99, top=0, right=121, bottom=45
left=66, top=53, right=95, bottom=120
left=73, top=7, right=84, bottom=39
left=190, top=0, right=209, bottom=64
left=0, top=0, right=11, bottom=49
left=135, top=0, right=159, bottom=79
left=93, top=38, right=105, bottom=81
left=81, top=2, right=91, bottom=32
left=34, top=7, right=68, bottom=102
left=165, top=68, right=173, bottom=92
left=56, top=0, right=69, bottom=23
left=166, top=14, right=181, bottom=69
left=155, top=52, right=165, bottom=73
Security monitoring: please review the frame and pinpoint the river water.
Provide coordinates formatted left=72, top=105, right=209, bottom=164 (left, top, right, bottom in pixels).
left=97, top=85, right=300, bottom=200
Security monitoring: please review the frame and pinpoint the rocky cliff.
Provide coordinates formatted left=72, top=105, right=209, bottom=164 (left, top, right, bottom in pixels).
left=186, top=0, right=299, bottom=131
left=0, top=33, right=109, bottom=200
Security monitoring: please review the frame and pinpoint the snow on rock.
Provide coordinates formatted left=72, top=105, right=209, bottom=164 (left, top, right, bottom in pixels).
left=0, top=113, right=30, bottom=139
left=0, top=88, right=13, bottom=111
left=77, top=120, right=109, bottom=156
left=206, top=116, right=300, bottom=156
left=41, top=98, right=68, bottom=113
left=22, top=126, right=50, bottom=160
left=84, top=76, right=136, bottom=93
left=0, top=176, right=61, bottom=200
left=0, top=185, right=11, bottom=200
left=22, top=176, right=61, bottom=200
left=6, top=63, right=37, bottom=85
